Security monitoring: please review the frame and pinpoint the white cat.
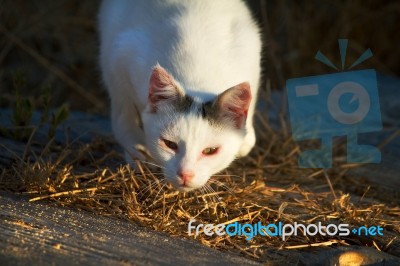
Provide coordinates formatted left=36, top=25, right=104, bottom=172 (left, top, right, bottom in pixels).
left=99, top=0, right=261, bottom=191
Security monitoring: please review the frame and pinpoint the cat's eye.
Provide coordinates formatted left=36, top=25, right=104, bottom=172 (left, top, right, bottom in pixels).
left=202, top=147, right=219, bottom=155
left=161, top=138, right=178, bottom=151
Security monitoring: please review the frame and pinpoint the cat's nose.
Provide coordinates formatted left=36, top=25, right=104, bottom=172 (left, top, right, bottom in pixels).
left=177, top=170, right=194, bottom=185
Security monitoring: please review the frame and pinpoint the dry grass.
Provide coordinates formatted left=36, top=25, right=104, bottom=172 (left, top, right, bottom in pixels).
left=1, top=111, right=399, bottom=261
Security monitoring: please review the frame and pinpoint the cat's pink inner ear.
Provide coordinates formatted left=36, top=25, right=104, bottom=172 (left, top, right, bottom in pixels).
left=148, top=65, right=181, bottom=112
left=217, top=82, right=251, bottom=128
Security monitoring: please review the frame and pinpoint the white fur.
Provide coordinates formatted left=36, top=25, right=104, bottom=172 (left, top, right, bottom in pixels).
left=99, top=0, right=262, bottom=191
left=143, top=108, right=244, bottom=191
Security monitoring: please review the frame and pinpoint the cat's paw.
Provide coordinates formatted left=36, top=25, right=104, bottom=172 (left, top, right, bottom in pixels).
left=237, top=128, right=256, bottom=157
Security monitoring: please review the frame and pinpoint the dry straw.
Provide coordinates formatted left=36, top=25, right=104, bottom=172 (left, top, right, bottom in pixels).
left=1, top=110, right=399, bottom=261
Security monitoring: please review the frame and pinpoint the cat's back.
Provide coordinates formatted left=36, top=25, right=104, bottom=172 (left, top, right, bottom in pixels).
left=99, top=0, right=261, bottom=102
left=99, top=0, right=251, bottom=34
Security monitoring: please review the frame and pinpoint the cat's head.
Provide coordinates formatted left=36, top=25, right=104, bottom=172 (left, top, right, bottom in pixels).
left=141, top=64, right=251, bottom=192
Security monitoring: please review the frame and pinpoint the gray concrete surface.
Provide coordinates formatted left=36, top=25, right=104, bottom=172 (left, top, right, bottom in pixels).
left=0, top=192, right=261, bottom=266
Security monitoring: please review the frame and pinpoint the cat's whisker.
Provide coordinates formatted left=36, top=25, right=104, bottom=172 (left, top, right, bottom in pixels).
left=200, top=187, right=211, bottom=203
left=121, top=151, right=165, bottom=170
left=145, top=181, right=162, bottom=194
left=203, top=184, right=219, bottom=204
left=204, top=184, right=228, bottom=219
left=141, top=178, right=162, bottom=189
left=208, top=179, right=235, bottom=195
left=146, top=172, right=166, bottom=175
left=138, top=184, right=157, bottom=199
left=148, top=183, right=167, bottom=207
left=210, top=185, right=222, bottom=204
left=204, top=186, right=215, bottom=203
left=141, top=182, right=165, bottom=204
left=138, top=178, right=166, bottom=197
left=136, top=160, right=165, bottom=169
left=197, top=186, right=211, bottom=204
left=212, top=174, right=243, bottom=179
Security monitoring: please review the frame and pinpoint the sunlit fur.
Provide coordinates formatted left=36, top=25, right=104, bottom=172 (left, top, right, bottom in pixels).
left=99, top=0, right=261, bottom=191
left=142, top=104, right=245, bottom=191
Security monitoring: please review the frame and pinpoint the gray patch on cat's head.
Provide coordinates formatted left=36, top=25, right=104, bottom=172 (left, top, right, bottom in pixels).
left=174, top=95, right=195, bottom=113
left=173, top=94, right=227, bottom=127
left=174, top=95, right=242, bottom=127
left=199, top=101, right=222, bottom=126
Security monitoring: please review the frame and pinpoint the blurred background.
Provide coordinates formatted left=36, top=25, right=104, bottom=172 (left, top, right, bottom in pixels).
left=1, top=0, right=399, bottom=114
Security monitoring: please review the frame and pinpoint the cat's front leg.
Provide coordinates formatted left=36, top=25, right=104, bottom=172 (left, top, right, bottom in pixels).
left=110, top=98, right=151, bottom=169
left=236, top=92, right=257, bottom=157
left=237, top=123, right=256, bottom=157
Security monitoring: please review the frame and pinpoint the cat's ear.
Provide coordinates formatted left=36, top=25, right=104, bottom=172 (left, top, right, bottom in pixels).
left=148, top=64, right=183, bottom=112
left=215, top=82, right=251, bottom=129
